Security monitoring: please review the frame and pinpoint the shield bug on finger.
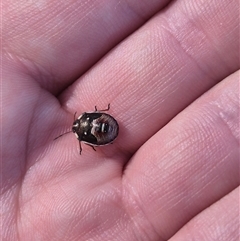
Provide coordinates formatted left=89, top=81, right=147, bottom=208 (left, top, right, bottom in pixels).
left=54, top=104, right=119, bottom=154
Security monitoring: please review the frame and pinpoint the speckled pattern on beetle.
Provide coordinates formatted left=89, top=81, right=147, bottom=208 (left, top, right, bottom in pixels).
left=54, top=104, right=119, bottom=154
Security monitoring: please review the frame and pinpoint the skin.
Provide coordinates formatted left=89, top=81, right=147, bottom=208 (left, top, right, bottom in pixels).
left=1, top=0, right=239, bottom=240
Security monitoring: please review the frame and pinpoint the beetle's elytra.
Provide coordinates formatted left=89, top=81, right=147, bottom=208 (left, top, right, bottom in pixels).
left=54, top=104, right=119, bottom=154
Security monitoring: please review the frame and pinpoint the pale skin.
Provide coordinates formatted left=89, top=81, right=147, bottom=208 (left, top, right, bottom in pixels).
left=1, top=0, right=239, bottom=240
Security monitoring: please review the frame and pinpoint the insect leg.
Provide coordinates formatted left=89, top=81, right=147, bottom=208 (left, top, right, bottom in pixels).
left=95, top=103, right=110, bottom=112
left=79, top=141, right=82, bottom=155
left=85, top=143, right=96, bottom=152
left=74, top=112, right=77, bottom=121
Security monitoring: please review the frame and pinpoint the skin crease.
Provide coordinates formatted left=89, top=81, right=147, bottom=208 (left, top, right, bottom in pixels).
left=1, top=0, right=239, bottom=240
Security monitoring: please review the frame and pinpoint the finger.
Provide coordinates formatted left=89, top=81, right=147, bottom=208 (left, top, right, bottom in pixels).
left=170, top=188, right=239, bottom=241
left=3, top=0, right=169, bottom=92
left=61, top=0, right=239, bottom=155
left=123, top=72, right=239, bottom=239
left=2, top=0, right=169, bottom=186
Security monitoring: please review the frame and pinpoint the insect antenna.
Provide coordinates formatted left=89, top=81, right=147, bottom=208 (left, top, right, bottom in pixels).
left=53, top=130, right=72, bottom=140
left=54, top=112, right=77, bottom=141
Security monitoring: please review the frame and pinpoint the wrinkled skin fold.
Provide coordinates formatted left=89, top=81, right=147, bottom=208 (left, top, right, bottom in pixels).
left=2, top=0, right=239, bottom=240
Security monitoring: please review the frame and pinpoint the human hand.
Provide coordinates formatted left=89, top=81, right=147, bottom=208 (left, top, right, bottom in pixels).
left=2, top=1, right=239, bottom=240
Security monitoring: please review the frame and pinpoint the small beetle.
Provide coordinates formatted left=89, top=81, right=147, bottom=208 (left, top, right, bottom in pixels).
left=54, top=104, right=119, bottom=154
